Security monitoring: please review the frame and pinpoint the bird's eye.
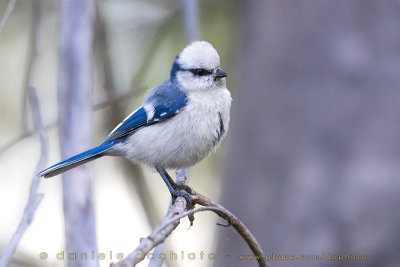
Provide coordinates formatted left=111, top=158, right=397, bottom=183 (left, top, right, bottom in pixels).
left=190, top=68, right=211, bottom=76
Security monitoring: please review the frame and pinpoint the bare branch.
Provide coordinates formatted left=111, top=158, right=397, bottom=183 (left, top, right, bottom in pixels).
left=0, top=0, right=17, bottom=33
left=111, top=191, right=269, bottom=267
left=58, top=0, right=99, bottom=265
left=21, top=0, right=45, bottom=132
left=0, top=0, right=46, bottom=264
left=182, top=0, right=199, bottom=42
left=111, top=196, right=188, bottom=267
left=192, top=192, right=269, bottom=267
left=0, top=88, right=48, bottom=267
left=146, top=239, right=166, bottom=267
left=148, top=169, right=186, bottom=267
left=175, top=168, right=188, bottom=184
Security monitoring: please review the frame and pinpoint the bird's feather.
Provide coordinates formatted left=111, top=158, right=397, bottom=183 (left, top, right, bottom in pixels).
left=38, top=140, right=118, bottom=178
left=105, top=81, right=187, bottom=142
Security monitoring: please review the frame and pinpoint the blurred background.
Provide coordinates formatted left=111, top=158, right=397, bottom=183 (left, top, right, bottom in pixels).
left=1, top=0, right=400, bottom=267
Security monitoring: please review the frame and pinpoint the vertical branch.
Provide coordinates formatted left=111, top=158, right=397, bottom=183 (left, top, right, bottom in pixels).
left=58, top=0, right=98, bottom=266
left=175, top=168, right=188, bottom=184
left=182, top=0, right=199, bottom=42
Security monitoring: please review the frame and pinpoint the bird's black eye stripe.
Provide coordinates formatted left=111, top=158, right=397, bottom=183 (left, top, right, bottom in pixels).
left=189, top=68, right=212, bottom=76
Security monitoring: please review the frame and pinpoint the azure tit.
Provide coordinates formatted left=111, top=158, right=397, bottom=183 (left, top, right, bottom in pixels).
left=39, top=41, right=232, bottom=204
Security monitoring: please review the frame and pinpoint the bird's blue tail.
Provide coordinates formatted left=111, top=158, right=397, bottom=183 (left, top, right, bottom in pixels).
left=38, top=141, right=116, bottom=178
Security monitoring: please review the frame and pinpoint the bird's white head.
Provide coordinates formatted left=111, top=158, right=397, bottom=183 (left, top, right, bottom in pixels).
left=170, top=41, right=227, bottom=91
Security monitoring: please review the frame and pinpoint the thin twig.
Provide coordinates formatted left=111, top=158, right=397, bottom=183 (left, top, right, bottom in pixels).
left=0, top=0, right=17, bottom=33
left=0, top=86, right=47, bottom=267
left=192, top=193, right=269, bottom=267
left=0, top=0, right=45, bottom=264
left=21, top=0, right=42, bottom=131
left=111, top=191, right=269, bottom=267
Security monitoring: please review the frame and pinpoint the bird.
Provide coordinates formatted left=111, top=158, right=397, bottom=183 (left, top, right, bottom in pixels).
left=38, top=41, right=232, bottom=204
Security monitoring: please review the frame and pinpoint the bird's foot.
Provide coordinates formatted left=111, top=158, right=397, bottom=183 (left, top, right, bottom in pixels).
left=173, top=183, right=194, bottom=195
left=157, top=169, right=195, bottom=209
left=171, top=189, right=192, bottom=207
left=170, top=183, right=194, bottom=208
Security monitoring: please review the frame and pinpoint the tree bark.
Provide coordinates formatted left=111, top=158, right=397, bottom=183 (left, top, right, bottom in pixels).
left=58, top=0, right=98, bottom=266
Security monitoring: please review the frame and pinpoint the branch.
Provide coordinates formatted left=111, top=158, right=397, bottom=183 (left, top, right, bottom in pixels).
left=0, top=0, right=46, bottom=264
left=58, top=0, right=99, bottom=265
left=110, top=196, right=187, bottom=267
left=175, top=168, right=188, bottom=184
left=111, top=191, right=269, bottom=267
left=192, top=192, right=269, bottom=267
left=182, top=0, right=199, bottom=42
left=0, top=0, right=17, bottom=33
left=21, top=0, right=44, bottom=131
left=0, top=86, right=47, bottom=267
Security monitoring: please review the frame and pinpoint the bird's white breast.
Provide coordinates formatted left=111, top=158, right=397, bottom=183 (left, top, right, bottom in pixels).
left=117, top=88, right=232, bottom=169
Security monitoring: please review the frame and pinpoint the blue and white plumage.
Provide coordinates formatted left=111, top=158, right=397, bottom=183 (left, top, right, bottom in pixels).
left=38, top=41, right=231, bottom=201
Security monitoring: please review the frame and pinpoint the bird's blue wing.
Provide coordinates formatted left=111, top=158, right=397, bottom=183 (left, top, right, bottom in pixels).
left=104, top=107, right=148, bottom=141
left=105, top=86, right=187, bottom=142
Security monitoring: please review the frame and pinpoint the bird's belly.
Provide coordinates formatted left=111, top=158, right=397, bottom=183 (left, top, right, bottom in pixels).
left=113, top=88, right=231, bottom=169
left=120, top=117, right=218, bottom=169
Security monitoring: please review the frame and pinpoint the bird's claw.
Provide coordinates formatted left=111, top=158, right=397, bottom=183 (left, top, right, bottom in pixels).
left=170, top=183, right=194, bottom=208
left=173, top=183, right=194, bottom=195
left=171, top=190, right=192, bottom=207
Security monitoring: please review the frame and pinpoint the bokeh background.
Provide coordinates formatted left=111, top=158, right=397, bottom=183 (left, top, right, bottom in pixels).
left=1, top=0, right=400, bottom=267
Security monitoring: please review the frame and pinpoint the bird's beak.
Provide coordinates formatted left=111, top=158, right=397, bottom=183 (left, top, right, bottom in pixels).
left=214, top=68, right=228, bottom=78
